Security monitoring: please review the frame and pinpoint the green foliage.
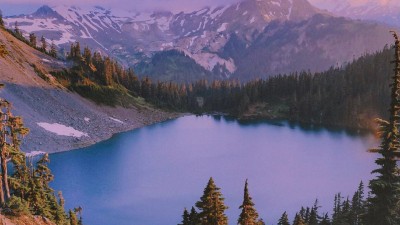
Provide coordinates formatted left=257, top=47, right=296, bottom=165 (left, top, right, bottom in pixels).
left=277, top=212, right=290, bottom=225
left=134, top=50, right=212, bottom=83
left=3, top=196, right=30, bottom=217
left=293, top=214, right=306, bottom=225
left=69, top=209, right=79, bottom=225
left=366, top=32, right=400, bottom=225
left=195, top=177, right=228, bottom=225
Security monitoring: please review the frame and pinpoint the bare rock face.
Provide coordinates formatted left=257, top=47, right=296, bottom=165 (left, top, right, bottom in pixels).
left=4, top=0, right=393, bottom=81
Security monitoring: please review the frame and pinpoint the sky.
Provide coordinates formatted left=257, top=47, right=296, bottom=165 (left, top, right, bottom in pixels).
left=1, top=0, right=399, bottom=16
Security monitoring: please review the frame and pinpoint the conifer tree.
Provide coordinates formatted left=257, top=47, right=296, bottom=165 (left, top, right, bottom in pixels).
left=189, top=206, right=200, bottom=225
left=350, top=181, right=365, bottom=225
left=277, top=212, right=290, bottom=225
left=40, top=36, right=47, bottom=53
left=195, top=177, right=228, bottom=225
left=49, top=41, right=57, bottom=58
left=293, top=214, right=306, bottom=225
left=238, top=179, right=261, bottom=225
left=179, top=208, right=191, bottom=225
left=69, top=209, right=78, bottom=225
left=320, top=213, right=331, bottom=225
left=366, top=31, right=400, bottom=225
left=29, top=33, right=37, bottom=48
left=0, top=11, right=4, bottom=28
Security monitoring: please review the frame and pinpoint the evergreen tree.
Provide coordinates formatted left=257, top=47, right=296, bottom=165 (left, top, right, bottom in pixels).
left=179, top=208, right=191, bottom=225
left=49, top=41, right=57, bottom=58
left=40, top=36, right=47, bottom=53
left=69, top=209, right=78, bottom=225
left=309, top=205, right=319, bottom=225
left=195, top=177, right=228, bottom=225
left=293, top=214, right=306, bottom=225
left=238, top=179, right=261, bottom=225
left=0, top=10, right=4, bottom=28
left=320, top=213, right=331, bottom=225
left=277, top=212, right=290, bottom=225
left=350, top=181, right=365, bottom=225
left=29, top=33, right=37, bottom=48
left=366, top=31, right=400, bottom=225
left=189, top=207, right=200, bottom=225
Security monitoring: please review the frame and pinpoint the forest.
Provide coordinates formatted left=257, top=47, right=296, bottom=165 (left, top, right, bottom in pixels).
left=47, top=41, right=392, bottom=130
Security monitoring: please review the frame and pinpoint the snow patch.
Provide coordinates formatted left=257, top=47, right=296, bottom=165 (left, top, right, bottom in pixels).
left=25, top=151, right=46, bottom=157
left=217, top=23, right=228, bottom=32
left=84, top=117, right=90, bottom=122
left=110, top=117, right=124, bottom=124
left=37, top=122, right=88, bottom=138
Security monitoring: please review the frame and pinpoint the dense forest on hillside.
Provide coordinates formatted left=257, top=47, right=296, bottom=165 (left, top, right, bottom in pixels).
left=46, top=40, right=392, bottom=130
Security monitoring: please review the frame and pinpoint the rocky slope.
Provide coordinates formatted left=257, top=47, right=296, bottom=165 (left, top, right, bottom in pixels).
left=3, top=0, right=393, bottom=81
left=0, top=28, right=177, bottom=153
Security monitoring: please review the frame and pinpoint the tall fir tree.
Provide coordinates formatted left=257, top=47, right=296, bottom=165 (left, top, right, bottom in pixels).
left=179, top=208, right=191, bottom=225
left=366, top=31, right=400, bottom=225
left=195, top=177, right=228, bottom=225
left=29, top=33, right=37, bottom=48
left=40, top=36, right=47, bottom=53
left=293, top=214, right=306, bottom=225
left=49, top=41, right=57, bottom=58
left=0, top=10, right=4, bottom=28
left=238, top=179, right=262, bottom=225
left=277, top=212, right=290, bottom=225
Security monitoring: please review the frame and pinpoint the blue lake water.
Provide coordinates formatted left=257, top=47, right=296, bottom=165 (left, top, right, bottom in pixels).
left=48, top=115, right=378, bottom=225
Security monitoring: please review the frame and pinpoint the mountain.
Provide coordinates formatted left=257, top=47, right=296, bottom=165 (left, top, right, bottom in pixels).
left=0, top=27, right=174, bottom=153
left=2, top=0, right=393, bottom=81
left=316, top=1, right=400, bottom=28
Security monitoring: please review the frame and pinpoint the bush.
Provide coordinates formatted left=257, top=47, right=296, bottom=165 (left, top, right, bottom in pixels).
left=3, top=196, right=30, bottom=216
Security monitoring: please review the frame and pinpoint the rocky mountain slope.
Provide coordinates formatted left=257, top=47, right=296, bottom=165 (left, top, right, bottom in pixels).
left=0, top=28, right=176, bottom=153
left=3, top=0, right=394, bottom=81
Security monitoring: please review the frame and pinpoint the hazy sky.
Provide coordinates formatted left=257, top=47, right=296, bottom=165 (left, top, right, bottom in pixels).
left=1, top=0, right=399, bottom=16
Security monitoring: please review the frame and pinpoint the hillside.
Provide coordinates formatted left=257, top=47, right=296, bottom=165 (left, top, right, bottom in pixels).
left=0, top=28, right=177, bottom=153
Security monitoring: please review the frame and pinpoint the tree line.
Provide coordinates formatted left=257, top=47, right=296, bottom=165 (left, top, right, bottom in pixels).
left=0, top=15, right=58, bottom=58
left=47, top=40, right=392, bottom=130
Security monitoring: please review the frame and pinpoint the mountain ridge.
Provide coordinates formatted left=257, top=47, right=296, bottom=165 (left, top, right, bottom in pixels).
left=2, top=0, right=393, bottom=81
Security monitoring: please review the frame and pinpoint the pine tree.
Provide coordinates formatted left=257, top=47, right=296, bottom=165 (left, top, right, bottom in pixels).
left=195, top=177, right=228, bottom=225
left=40, top=36, right=47, bottom=53
left=350, top=181, right=365, bottom=225
left=0, top=10, right=4, bottom=28
left=293, top=214, right=306, bottom=225
left=320, top=213, right=331, bottom=225
left=29, top=33, right=37, bottom=48
left=238, top=179, right=261, bottom=225
left=69, top=209, right=78, bottom=225
left=278, top=212, right=290, bottom=225
left=179, top=208, right=191, bottom=225
left=189, top=206, right=200, bottom=225
left=366, top=31, right=400, bottom=225
left=307, top=199, right=320, bottom=225
left=49, top=41, right=57, bottom=58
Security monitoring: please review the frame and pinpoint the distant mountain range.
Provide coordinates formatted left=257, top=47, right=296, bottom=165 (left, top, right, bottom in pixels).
left=313, top=0, right=400, bottom=28
left=3, top=0, right=395, bottom=81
